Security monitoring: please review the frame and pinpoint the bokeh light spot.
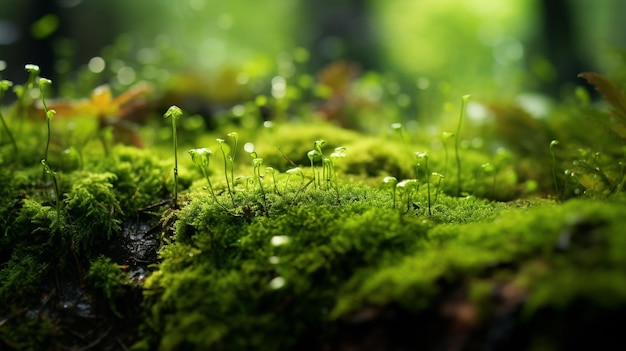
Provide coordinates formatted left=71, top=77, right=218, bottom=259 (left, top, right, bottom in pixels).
left=88, top=57, right=106, bottom=73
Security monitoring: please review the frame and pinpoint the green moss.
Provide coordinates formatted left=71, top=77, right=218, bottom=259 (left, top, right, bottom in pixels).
left=139, top=183, right=433, bottom=349
left=0, top=254, right=47, bottom=306
left=65, top=172, right=122, bottom=255
left=3, top=52, right=626, bottom=350
left=252, top=122, right=361, bottom=171
left=85, top=256, right=130, bottom=317
left=336, top=137, right=414, bottom=179
left=10, top=199, right=67, bottom=261
left=332, top=198, right=626, bottom=322
left=0, top=313, right=57, bottom=351
left=91, top=146, right=175, bottom=212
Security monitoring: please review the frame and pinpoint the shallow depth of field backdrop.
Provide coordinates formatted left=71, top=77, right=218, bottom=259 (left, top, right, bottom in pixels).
left=3, top=1, right=626, bottom=351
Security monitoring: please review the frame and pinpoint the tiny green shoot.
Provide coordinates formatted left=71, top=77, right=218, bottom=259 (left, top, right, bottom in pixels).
left=39, top=77, right=55, bottom=164
left=307, top=149, right=322, bottom=188
left=329, top=146, right=346, bottom=202
left=217, top=138, right=236, bottom=205
left=285, top=167, right=305, bottom=202
left=441, top=131, right=454, bottom=178
left=383, top=176, right=398, bottom=208
left=416, top=152, right=431, bottom=216
left=397, top=179, right=418, bottom=214
left=12, top=64, right=40, bottom=122
left=432, top=172, right=444, bottom=205
left=550, top=140, right=559, bottom=198
left=41, top=159, right=61, bottom=227
left=265, top=167, right=279, bottom=194
left=455, top=95, right=471, bottom=196
left=0, top=80, right=17, bottom=155
left=164, top=105, right=183, bottom=208
left=227, top=132, right=238, bottom=185
left=252, top=156, right=268, bottom=213
left=235, top=175, right=253, bottom=204
left=391, top=123, right=409, bottom=152
left=189, top=148, right=228, bottom=211
left=315, top=140, right=327, bottom=187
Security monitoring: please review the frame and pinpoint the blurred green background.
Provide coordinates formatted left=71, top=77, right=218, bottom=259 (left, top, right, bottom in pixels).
left=1, top=0, right=625, bottom=124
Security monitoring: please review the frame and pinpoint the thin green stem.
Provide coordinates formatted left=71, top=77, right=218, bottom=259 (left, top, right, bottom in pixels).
left=218, top=139, right=235, bottom=206
left=189, top=148, right=231, bottom=211
left=253, top=158, right=268, bottom=214
left=550, top=140, right=559, bottom=199
left=164, top=106, right=183, bottom=208
left=227, top=132, right=238, bottom=186
left=425, top=157, right=431, bottom=216
left=0, top=80, right=18, bottom=156
left=266, top=167, right=279, bottom=195
left=383, top=176, right=398, bottom=209
left=41, top=159, right=61, bottom=228
left=455, top=95, right=471, bottom=196
left=417, top=153, right=431, bottom=216
left=307, top=150, right=318, bottom=189
left=202, top=168, right=229, bottom=211
left=14, top=64, right=40, bottom=122
left=39, top=78, right=54, bottom=163
left=432, top=173, right=444, bottom=205
left=285, top=167, right=304, bottom=202
left=0, top=109, right=16, bottom=154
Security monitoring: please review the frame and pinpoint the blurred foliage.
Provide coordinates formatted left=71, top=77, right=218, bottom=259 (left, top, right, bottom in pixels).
left=2, top=1, right=626, bottom=349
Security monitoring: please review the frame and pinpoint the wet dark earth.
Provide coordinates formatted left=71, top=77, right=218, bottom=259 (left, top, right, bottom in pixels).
left=19, top=215, right=161, bottom=350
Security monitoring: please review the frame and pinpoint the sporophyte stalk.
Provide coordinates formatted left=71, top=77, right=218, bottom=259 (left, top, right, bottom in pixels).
left=217, top=138, right=236, bottom=205
left=0, top=80, right=18, bottom=155
left=455, top=95, right=471, bottom=196
left=550, top=140, right=560, bottom=199
left=189, top=148, right=229, bottom=211
left=164, top=105, right=183, bottom=208
left=39, top=77, right=55, bottom=164
left=227, top=132, right=239, bottom=185
left=383, top=176, right=398, bottom=209
left=416, top=152, right=431, bottom=216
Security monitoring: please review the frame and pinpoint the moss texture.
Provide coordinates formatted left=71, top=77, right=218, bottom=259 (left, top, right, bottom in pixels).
left=3, top=67, right=626, bottom=350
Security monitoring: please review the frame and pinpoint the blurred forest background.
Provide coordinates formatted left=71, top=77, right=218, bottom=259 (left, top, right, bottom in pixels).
left=1, top=0, right=625, bottom=125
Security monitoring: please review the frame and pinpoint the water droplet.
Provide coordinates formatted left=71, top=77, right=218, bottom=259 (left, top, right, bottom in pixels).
left=271, top=235, right=290, bottom=247
left=268, top=256, right=280, bottom=264
left=244, top=142, right=255, bottom=153
left=269, top=276, right=286, bottom=290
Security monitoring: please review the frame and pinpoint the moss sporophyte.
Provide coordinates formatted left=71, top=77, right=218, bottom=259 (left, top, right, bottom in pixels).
left=41, top=159, right=61, bottom=228
left=383, top=176, right=398, bottom=208
left=38, top=77, right=56, bottom=165
left=217, top=138, right=236, bottom=205
left=285, top=167, right=305, bottom=202
left=0, top=80, right=18, bottom=155
left=550, top=140, right=559, bottom=198
left=189, top=148, right=229, bottom=211
left=164, top=105, right=182, bottom=208
left=416, top=152, right=431, bottom=216
left=227, top=131, right=239, bottom=185
left=441, top=131, right=454, bottom=180
left=455, top=95, right=471, bottom=196
left=12, top=64, right=40, bottom=120
left=252, top=156, right=268, bottom=213
left=396, top=178, right=418, bottom=213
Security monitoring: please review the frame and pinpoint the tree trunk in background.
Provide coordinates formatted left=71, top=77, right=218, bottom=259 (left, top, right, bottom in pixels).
left=299, top=0, right=381, bottom=72
left=539, top=0, right=594, bottom=96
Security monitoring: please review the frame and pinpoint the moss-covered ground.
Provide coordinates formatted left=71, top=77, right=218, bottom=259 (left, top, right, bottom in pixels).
left=2, top=66, right=626, bottom=350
